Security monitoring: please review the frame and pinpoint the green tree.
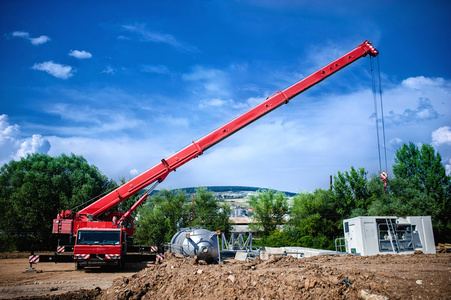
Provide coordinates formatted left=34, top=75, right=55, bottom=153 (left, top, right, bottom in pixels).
left=288, top=189, right=341, bottom=250
left=392, top=142, right=451, bottom=241
left=254, top=229, right=301, bottom=248
left=189, top=187, right=231, bottom=234
left=134, top=188, right=231, bottom=247
left=134, top=189, right=189, bottom=247
left=248, top=190, right=288, bottom=236
left=0, top=153, right=116, bottom=251
left=368, top=177, right=435, bottom=217
left=333, top=166, right=370, bottom=218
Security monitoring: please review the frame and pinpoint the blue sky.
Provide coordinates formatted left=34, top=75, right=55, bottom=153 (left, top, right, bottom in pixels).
left=1, top=0, right=450, bottom=193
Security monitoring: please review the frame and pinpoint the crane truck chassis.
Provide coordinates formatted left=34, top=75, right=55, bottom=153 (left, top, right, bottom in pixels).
left=30, top=41, right=378, bottom=269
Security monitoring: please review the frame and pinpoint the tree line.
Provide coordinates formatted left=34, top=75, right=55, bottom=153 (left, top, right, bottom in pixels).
left=0, top=153, right=116, bottom=251
left=0, top=142, right=449, bottom=251
left=248, top=142, right=450, bottom=249
left=0, top=153, right=231, bottom=251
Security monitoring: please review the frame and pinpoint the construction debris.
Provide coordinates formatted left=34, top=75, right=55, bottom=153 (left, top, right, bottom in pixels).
left=436, top=243, right=451, bottom=253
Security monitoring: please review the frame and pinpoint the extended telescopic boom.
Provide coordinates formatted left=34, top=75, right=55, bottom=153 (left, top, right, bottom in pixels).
left=72, top=40, right=378, bottom=220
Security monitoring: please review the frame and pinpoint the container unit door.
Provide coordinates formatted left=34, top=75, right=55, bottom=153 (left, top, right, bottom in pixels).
left=345, top=222, right=358, bottom=254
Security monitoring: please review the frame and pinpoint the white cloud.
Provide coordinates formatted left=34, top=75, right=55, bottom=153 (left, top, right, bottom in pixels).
left=377, top=77, right=450, bottom=137
left=102, top=66, right=115, bottom=74
left=303, top=41, right=352, bottom=73
left=152, top=116, right=190, bottom=128
left=199, top=98, right=228, bottom=108
left=130, top=169, right=139, bottom=177
left=383, top=97, right=439, bottom=125
left=389, top=138, right=403, bottom=149
left=182, top=66, right=232, bottom=100
left=402, top=76, right=446, bottom=90
left=183, top=66, right=225, bottom=82
left=14, top=134, right=51, bottom=160
left=445, top=159, right=451, bottom=176
left=12, top=31, right=29, bottom=38
left=29, top=35, right=51, bottom=45
left=0, top=115, right=21, bottom=165
left=45, top=103, right=97, bottom=123
left=246, top=96, right=265, bottom=108
left=0, top=114, right=20, bottom=143
left=174, top=74, right=450, bottom=191
left=3, top=73, right=448, bottom=192
left=432, top=126, right=451, bottom=146
left=0, top=115, right=51, bottom=166
left=68, top=50, right=92, bottom=59
left=11, top=31, right=50, bottom=45
left=46, top=136, right=168, bottom=183
left=198, top=98, right=251, bottom=111
left=121, top=24, right=199, bottom=53
left=32, top=61, right=74, bottom=79
left=181, top=64, right=266, bottom=113
left=43, top=101, right=142, bottom=135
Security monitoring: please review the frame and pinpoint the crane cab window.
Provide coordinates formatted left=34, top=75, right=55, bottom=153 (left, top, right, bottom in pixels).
left=77, top=230, right=121, bottom=245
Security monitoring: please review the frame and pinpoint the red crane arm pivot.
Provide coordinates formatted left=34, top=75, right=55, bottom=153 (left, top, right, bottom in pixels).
left=77, top=40, right=378, bottom=218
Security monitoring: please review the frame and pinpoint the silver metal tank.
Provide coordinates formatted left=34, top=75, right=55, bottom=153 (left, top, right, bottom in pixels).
left=170, top=228, right=219, bottom=263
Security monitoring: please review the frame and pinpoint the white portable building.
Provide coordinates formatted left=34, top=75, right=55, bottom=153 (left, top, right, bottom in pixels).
left=343, top=216, right=435, bottom=256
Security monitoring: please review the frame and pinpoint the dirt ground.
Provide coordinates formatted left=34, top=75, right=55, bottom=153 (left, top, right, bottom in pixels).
left=0, top=253, right=152, bottom=299
left=1, top=252, right=450, bottom=299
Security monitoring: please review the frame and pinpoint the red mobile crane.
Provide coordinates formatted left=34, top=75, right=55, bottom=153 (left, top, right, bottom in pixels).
left=49, top=41, right=378, bottom=268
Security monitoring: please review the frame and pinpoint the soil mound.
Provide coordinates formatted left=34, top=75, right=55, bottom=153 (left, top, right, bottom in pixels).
left=101, top=252, right=451, bottom=300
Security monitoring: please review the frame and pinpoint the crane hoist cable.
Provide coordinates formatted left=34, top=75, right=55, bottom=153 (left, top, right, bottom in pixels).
left=377, top=56, right=388, bottom=173
left=370, top=55, right=387, bottom=174
left=370, top=57, right=382, bottom=173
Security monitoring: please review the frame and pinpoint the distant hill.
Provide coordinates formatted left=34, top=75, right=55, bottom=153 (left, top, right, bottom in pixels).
left=154, top=186, right=297, bottom=198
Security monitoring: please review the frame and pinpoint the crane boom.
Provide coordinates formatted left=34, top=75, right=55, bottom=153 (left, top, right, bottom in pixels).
left=55, top=40, right=378, bottom=230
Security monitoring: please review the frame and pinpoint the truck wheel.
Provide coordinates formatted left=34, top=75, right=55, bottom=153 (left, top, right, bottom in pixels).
left=75, top=262, right=83, bottom=270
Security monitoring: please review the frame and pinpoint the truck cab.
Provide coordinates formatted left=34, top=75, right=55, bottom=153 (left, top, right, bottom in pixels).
left=74, top=228, right=126, bottom=269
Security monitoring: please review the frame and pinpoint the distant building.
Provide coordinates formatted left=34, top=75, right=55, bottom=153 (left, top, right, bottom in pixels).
left=229, top=216, right=255, bottom=233
left=231, top=207, right=248, bottom=218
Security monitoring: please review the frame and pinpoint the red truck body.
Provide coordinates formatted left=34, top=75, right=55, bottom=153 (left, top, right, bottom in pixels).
left=73, top=228, right=124, bottom=268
